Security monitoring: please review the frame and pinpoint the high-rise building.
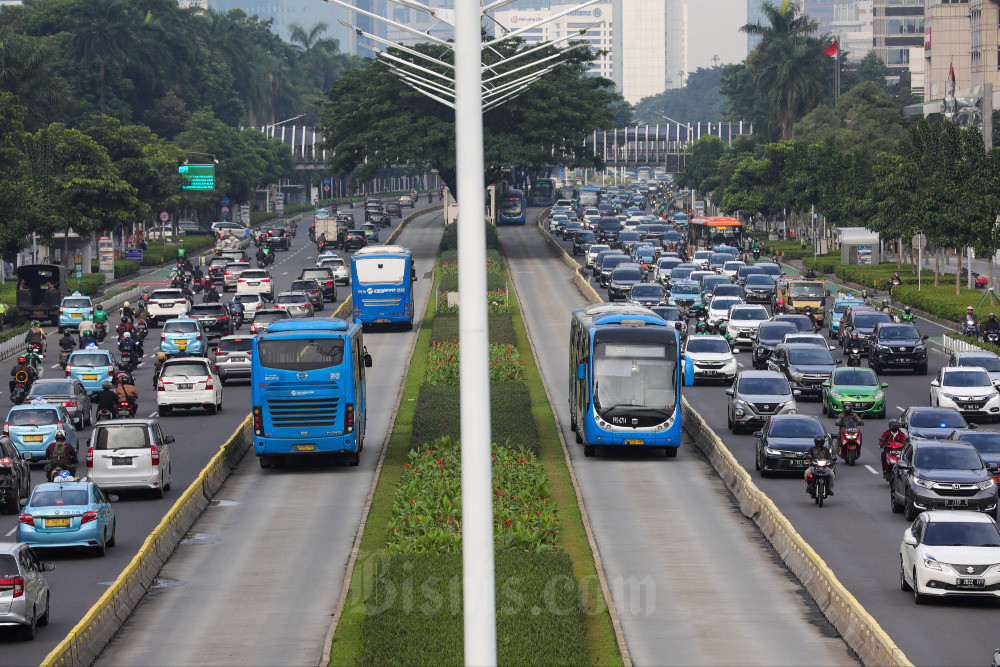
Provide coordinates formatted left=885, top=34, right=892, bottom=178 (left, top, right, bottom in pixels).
left=665, top=0, right=688, bottom=90
left=970, top=0, right=1000, bottom=90
left=804, top=0, right=840, bottom=34
left=830, top=0, right=873, bottom=61
left=872, top=0, right=925, bottom=86
left=922, top=0, right=970, bottom=101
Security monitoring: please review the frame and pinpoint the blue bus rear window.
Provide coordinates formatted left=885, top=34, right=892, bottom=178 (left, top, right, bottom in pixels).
left=257, top=339, right=345, bottom=371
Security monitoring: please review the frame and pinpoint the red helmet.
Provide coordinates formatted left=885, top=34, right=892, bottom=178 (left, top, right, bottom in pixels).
left=777, top=300, right=784, bottom=306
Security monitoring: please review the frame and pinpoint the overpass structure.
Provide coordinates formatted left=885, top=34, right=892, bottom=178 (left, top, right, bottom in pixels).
left=257, top=124, right=327, bottom=169
left=584, top=122, right=754, bottom=172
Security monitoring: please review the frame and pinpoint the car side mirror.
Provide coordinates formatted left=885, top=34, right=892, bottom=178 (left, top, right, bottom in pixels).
left=42, top=562, right=56, bottom=572
left=969, top=423, right=979, bottom=429
left=732, top=348, right=741, bottom=354
left=724, top=387, right=734, bottom=396
left=165, top=436, right=175, bottom=444
left=821, top=381, right=830, bottom=388
left=988, top=464, right=1000, bottom=475
left=829, top=345, right=836, bottom=351
left=881, top=382, right=889, bottom=388
left=792, top=389, right=802, bottom=397
left=108, top=494, right=120, bottom=502
left=903, top=531, right=917, bottom=547
left=753, top=430, right=763, bottom=438
left=922, top=335, right=929, bottom=340
left=930, top=379, right=940, bottom=387
left=835, top=359, right=842, bottom=364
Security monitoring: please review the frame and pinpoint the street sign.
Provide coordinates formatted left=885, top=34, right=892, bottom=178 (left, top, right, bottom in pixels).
left=323, top=177, right=331, bottom=185
left=178, top=164, right=215, bottom=191
left=221, top=205, right=230, bottom=215
left=323, top=183, right=331, bottom=192
left=159, top=211, right=170, bottom=223
left=124, top=249, right=143, bottom=261
left=275, top=192, right=285, bottom=215
left=74, top=254, right=82, bottom=281
left=912, top=233, right=927, bottom=250
left=98, top=237, right=115, bottom=279
left=221, top=197, right=230, bottom=206
left=857, top=245, right=873, bottom=265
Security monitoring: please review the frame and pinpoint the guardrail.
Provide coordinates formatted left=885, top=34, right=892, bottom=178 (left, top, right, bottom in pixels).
left=941, top=331, right=990, bottom=354
left=40, top=416, right=252, bottom=667
left=533, top=215, right=911, bottom=667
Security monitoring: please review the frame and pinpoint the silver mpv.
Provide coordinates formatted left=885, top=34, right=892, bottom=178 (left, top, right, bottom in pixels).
left=0, top=542, right=53, bottom=639
left=725, top=370, right=799, bottom=434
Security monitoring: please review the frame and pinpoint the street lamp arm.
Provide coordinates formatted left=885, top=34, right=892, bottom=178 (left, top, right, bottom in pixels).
left=481, top=24, right=602, bottom=72
left=338, top=20, right=455, bottom=70
left=322, top=0, right=453, bottom=48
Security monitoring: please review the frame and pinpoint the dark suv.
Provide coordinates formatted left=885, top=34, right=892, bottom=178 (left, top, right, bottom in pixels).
left=607, top=264, right=643, bottom=302
left=385, top=202, right=402, bottom=218
left=766, top=343, right=838, bottom=397
left=890, top=439, right=1000, bottom=520
left=343, top=230, right=367, bottom=252
left=298, top=267, right=338, bottom=302
left=866, top=322, right=928, bottom=374
left=572, top=231, right=596, bottom=256
left=264, top=229, right=289, bottom=250
left=838, top=306, right=891, bottom=349
left=189, top=302, right=232, bottom=340
left=207, top=257, right=230, bottom=284
left=751, top=322, right=798, bottom=369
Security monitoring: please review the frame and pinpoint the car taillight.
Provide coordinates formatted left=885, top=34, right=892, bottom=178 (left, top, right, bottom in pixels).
left=345, top=403, right=354, bottom=433
left=18, top=514, right=33, bottom=526
left=0, top=457, right=11, bottom=467
left=0, top=576, right=24, bottom=597
left=225, top=272, right=231, bottom=276
left=64, top=365, right=71, bottom=375
left=109, top=364, right=114, bottom=374
left=216, top=349, right=226, bottom=356
left=151, top=444, right=159, bottom=466
left=161, top=333, right=166, bottom=341
left=312, top=290, right=319, bottom=294
left=87, top=446, right=93, bottom=467
left=196, top=334, right=202, bottom=340
left=325, top=280, right=334, bottom=287
left=60, top=308, right=64, bottom=315
left=218, top=315, right=229, bottom=320
left=262, top=278, right=270, bottom=282
left=176, top=300, right=186, bottom=305
left=157, top=378, right=166, bottom=391
left=81, top=510, right=98, bottom=524
left=253, top=406, right=263, bottom=436
left=64, top=401, right=77, bottom=408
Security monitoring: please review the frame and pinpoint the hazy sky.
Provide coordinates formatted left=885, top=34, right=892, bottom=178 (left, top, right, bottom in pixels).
left=686, top=0, right=748, bottom=71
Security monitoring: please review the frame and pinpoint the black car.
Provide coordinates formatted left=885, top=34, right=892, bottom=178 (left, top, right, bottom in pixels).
left=773, top=314, right=816, bottom=333
left=753, top=414, right=828, bottom=477
left=743, top=274, right=777, bottom=304
left=592, top=250, right=626, bottom=279
left=900, top=406, right=973, bottom=440
left=866, top=322, right=928, bottom=374
left=385, top=202, right=402, bottom=218
left=629, top=282, right=666, bottom=307
left=298, top=267, right=338, bottom=302
left=597, top=217, right=622, bottom=243
left=751, top=322, right=798, bottom=369
left=178, top=221, right=215, bottom=236
left=343, top=230, right=367, bottom=252
left=337, top=212, right=356, bottom=229
left=948, top=429, right=1000, bottom=471
left=208, top=257, right=231, bottom=284
left=289, top=279, right=325, bottom=311
left=608, top=265, right=644, bottom=301
left=736, top=266, right=766, bottom=287
left=561, top=221, right=584, bottom=240
left=572, top=231, right=596, bottom=256
left=189, top=302, right=233, bottom=340
left=264, top=230, right=289, bottom=250
left=598, top=254, right=631, bottom=288
left=889, top=439, right=999, bottom=520
left=369, top=211, right=389, bottom=228
left=839, top=309, right=892, bottom=349
left=364, top=204, right=384, bottom=222
left=617, top=231, right=642, bottom=254
left=0, top=436, right=31, bottom=514
left=766, top=342, right=839, bottom=397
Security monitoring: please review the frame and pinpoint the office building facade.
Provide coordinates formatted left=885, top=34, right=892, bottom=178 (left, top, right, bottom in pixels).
left=831, top=0, right=873, bottom=61
left=872, top=0, right=925, bottom=85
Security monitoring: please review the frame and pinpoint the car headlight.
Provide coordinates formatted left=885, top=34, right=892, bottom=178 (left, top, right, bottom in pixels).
left=829, top=390, right=844, bottom=400
left=940, top=393, right=960, bottom=401
left=922, top=555, right=942, bottom=571
left=876, top=344, right=891, bottom=352
left=914, top=477, right=936, bottom=489
left=976, top=478, right=996, bottom=490
left=763, top=446, right=781, bottom=456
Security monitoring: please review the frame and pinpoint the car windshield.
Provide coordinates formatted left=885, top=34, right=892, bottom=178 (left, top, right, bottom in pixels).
left=590, top=246, right=610, bottom=255
left=619, top=232, right=640, bottom=242
left=694, top=252, right=711, bottom=260
left=943, top=370, right=992, bottom=387
left=257, top=338, right=345, bottom=370
left=713, top=286, right=743, bottom=298
left=923, top=521, right=1000, bottom=547
left=914, top=446, right=983, bottom=470
left=711, top=298, right=742, bottom=312
left=880, top=325, right=920, bottom=340
left=592, top=341, right=676, bottom=418
left=723, top=262, right=744, bottom=271
left=745, top=275, right=774, bottom=287
left=957, top=432, right=1000, bottom=453
left=756, top=264, right=781, bottom=276
left=276, top=294, right=308, bottom=305
left=631, top=285, right=663, bottom=297
left=788, top=283, right=823, bottom=297
left=731, top=307, right=767, bottom=321
left=301, top=269, right=332, bottom=280
left=241, top=271, right=267, bottom=279
left=672, top=283, right=700, bottom=295
left=768, top=418, right=825, bottom=439
left=8, top=409, right=58, bottom=426
left=855, top=313, right=892, bottom=328
left=603, top=257, right=628, bottom=271
left=30, top=489, right=89, bottom=507
left=70, top=353, right=109, bottom=367
left=226, top=264, right=249, bottom=272
left=94, top=424, right=150, bottom=450
left=758, top=324, right=797, bottom=343
left=709, top=254, right=730, bottom=265
left=834, top=369, right=878, bottom=386
left=162, top=362, right=210, bottom=378
left=787, top=349, right=834, bottom=365
left=63, top=298, right=90, bottom=308
left=219, top=338, right=252, bottom=352
left=910, top=410, right=967, bottom=428
left=577, top=232, right=595, bottom=242
left=686, top=338, right=731, bottom=354
left=32, top=382, right=76, bottom=395
left=163, top=321, right=198, bottom=334
left=653, top=308, right=682, bottom=320
left=740, top=378, right=790, bottom=395
left=958, top=355, right=1000, bottom=372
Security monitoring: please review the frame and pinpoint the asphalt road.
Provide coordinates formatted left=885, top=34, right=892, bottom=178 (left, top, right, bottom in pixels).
left=541, top=216, right=1000, bottom=666
left=93, top=208, right=442, bottom=666
left=0, top=204, right=435, bottom=665
left=501, top=214, right=855, bottom=667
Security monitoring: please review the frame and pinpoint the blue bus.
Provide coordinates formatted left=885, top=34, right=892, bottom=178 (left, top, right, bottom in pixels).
left=569, top=304, right=692, bottom=458
left=636, top=165, right=653, bottom=182
left=497, top=189, right=526, bottom=226
left=350, top=245, right=415, bottom=329
left=577, top=185, right=602, bottom=211
left=251, top=319, right=372, bottom=467
left=529, top=178, right=556, bottom=207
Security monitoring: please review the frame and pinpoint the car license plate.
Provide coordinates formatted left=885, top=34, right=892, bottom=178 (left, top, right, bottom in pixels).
left=178, top=383, right=193, bottom=390
left=72, top=313, right=82, bottom=318
left=179, top=343, right=187, bottom=350
left=46, top=518, right=70, bottom=528
left=623, top=439, right=644, bottom=445
left=957, top=578, right=986, bottom=587
left=248, top=281, right=260, bottom=286
left=791, top=460, right=809, bottom=468
left=702, top=370, right=718, bottom=376
left=944, top=499, right=969, bottom=507
left=294, top=444, right=315, bottom=451
left=112, top=457, right=133, bottom=466
left=23, top=435, right=43, bottom=442
left=82, top=374, right=98, bottom=380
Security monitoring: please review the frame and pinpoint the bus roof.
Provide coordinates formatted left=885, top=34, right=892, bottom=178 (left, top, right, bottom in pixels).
left=353, top=245, right=410, bottom=256
left=691, top=217, right=742, bottom=227
left=261, top=318, right=353, bottom=333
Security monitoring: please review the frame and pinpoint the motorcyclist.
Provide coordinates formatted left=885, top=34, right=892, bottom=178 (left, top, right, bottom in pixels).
left=774, top=300, right=786, bottom=314
left=835, top=404, right=864, bottom=434
left=965, top=306, right=981, bottom=336
left=204, top=281, right=221, bottom=303
left=256, top=248, right=266, bottom=266
left=24, top=321, right=46, bottom=356
left=890, top=271, right=902, bottom=286
left=717, top=322, right=735, bottom=346
left=44, top=429, right=77, bottom=480
left=23, top=347, right=42, bottom=374
left=119, top=331, right=142, bottom=361
left=317, top=232, right=327, bottom=250
left=262, top=246, right=273, bottom=265
left=95, top=381, right=118, bottom=416
left=93, top=306, right=108, bottom=340
left=9, top=356, right=37, bottom=393
left=860, top=290, right=870, bottom=305
left=878, top=420, right=908, bottom=478
left=804, top=434, right=836, bottom=496
left=803, top=306, right=818, bottom=330
left=120, top=301, right=135, bottom=324
left=135, top=299, right=150, bottom=326
left=984, top=312, right=1000, bottom=339
left=229, top=295, right=245, bottom=325
left=191, top=264, right=204, bottom=283
left=153, top=351, right=167, bottom=389
left=114, top=372, right=139, bottom=416
left=59, top=331, right=76, bottom=353
left=804, top=266, right=817, bottom=279
left=899, top=305, right=915, bottom=323
left=78, top=328, right=96, bottom=349
left=694, top=321, right=712, bottom=335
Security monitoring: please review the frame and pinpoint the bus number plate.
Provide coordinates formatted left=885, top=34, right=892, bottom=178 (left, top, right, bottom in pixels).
left=294, top=444, right=315, bottom=451
left=376, top=318, right=389, bottom=323
left=623, top=439, right=644, bottom=445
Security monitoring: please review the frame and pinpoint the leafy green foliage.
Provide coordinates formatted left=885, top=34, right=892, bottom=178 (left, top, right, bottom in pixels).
left=90, top=258, right=139, bottom=277
left=890, top=284, right=1000, bottom=323
left=440, top=221, right=500, bottom=252
left=632, top=66, right=725, bottom=124
left=793, top=83, right=908, bottom=156
left=424, top=341, right=524, bottom=385
left=430, top=314, right=518, bottom=346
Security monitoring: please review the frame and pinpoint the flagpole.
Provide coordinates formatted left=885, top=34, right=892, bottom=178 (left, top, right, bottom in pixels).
left=835, top=36, right=840, bottom=105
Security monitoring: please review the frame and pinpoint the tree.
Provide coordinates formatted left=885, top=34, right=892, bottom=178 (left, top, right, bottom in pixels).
left=288, top=21, right=342, bottom=91
left=0, top=30, right=72, bottom=130
left=143, top=91, right=190, bottom=140
left=675, top=136, right=726, bottom=194
left=632, top=66, right=725, bottom=125
left=793, top=82, right=908, bottom=156
left=0, top=93, right=42, bottom=262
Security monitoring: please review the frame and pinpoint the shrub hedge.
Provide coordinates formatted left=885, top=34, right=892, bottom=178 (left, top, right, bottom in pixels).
left=90, top=259, right=140, bottom=277
left=440, top=220, right=500, bottom=252
left=410, top=381, right=538, bottom=452
left=891, top=284, right=1000, bottom=323
left=832, top=263, right=935, bottom=289
left=763, top=239, right=814, bottom=260
left=430, top=313, right=517, bottom=345
left=800, top=253, right=841, bottom=274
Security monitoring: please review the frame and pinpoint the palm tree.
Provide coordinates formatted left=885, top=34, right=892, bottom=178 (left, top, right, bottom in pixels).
left=741, top=0, right=827, bottom=140
left=0, top=32, right=71, bottom=130
left=287, top=21, right=341, bottom=91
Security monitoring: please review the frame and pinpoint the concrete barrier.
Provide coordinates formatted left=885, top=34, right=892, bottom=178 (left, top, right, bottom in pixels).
left=40, top=416, right=252, bottom=667
left=941, top=331, right=987, bottom=353
left=533, top=221, right=912, bottom=667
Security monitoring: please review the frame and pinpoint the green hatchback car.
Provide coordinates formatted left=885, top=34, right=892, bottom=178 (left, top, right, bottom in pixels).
left=821, top=366, right=888, bottom=418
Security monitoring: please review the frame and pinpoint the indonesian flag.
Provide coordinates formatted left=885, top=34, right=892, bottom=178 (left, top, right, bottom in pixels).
left=822, top=40, right=838, bottom=57
left=946, top=63, right=956, bottom=97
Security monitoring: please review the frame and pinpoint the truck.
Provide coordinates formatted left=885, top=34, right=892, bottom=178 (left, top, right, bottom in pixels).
left=314, top=215, right=347, bottom=248
left=775, top=278, right=827, bottom=323
left=16, top=264, right=68, bottom=326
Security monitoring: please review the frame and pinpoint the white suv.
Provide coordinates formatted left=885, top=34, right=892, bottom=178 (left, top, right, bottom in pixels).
left=156, top=357, right=223, bottom=415
left=86, top=419, right=173, bottom=498
left=236, top=269, right=274, bottom=298
left=319, top=256, right=350, bottom=285
left=147, top=289, right=191, bottom=325
left=726, top=304, right=770, bottom=346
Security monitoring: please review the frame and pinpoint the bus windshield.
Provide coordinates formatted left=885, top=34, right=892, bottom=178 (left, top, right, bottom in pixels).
left=500, top=195, right=523, bottom=218
left=533, top=180, right=553, bottom=200
left=257, top=339, right=345, bottom=371
left=593, top=341, right=675, bottom=419
left=579, top=189, right=600, bottom=207
left=355, top=257, right=406, bottom=285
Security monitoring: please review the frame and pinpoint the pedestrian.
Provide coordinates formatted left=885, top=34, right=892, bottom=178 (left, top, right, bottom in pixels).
left=0, top=298, right=6, bottom=332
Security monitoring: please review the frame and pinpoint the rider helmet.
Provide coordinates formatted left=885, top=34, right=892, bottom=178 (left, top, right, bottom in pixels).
left=156, top=352, right=166, bottom=361
left=968, top=306, right=975, bottom=312
left=861, top=290, right=869, bottom=299
left=991, top=313, right=997, bottom=320
left=54, top=428, right=66, bottom=442
left=889, top=419, right=900, bottom=431
left=122, top=332, right=130, bottom=339
left=813, top=435, right=826, bottom=447
left=102, top=381, right=113, bottom=391
left=904, top=306, right=911, bottom=314
left=843, top=404, right=854, bottom=414
left=82, top=329, right=91, bottom=338
left=123, top=301, right=130, bottom=308
left=30, top=320, right=38, bottom=327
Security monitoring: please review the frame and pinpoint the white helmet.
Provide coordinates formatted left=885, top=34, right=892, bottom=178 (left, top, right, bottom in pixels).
left=123, top=332, right=131, bottom=339
left=124, top=301, right=130, bottom=308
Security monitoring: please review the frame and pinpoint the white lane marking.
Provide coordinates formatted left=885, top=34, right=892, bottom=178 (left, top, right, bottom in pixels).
left=147, top=411, right=157, bottom=418
left=50, top=364, right=59, bottom=369
left=865, top=465, right=880, bottom=475
left=5, top=527, right=15, bottom=536
left=895, top=406, right=904, bottom=412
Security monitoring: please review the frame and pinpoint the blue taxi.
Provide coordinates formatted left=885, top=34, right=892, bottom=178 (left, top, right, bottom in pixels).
left=361, top=223, right=379, bottom=242
left=66, top=346, right=117, bottom=393
left=829, top=294, right=865, bottom=339
left=17, top=480, right=117, bottom=556
left=160, top=316, right=206, bottom=357
left=58, top=292, right=95, bottom=333
left=4, top=399, right=79, bottom=461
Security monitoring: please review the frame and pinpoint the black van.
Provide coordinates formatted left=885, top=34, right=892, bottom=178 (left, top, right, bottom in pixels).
left=16, top=264, right=68, bottom=325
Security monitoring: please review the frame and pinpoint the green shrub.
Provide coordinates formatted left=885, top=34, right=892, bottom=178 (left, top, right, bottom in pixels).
left=424, top=342, right=524, bottom=385
left=430, top=314, right=518, bottom=345
left=67, top=274, right=106, bottom=296
left=832, top=263, right=934, bottom=289
left=891, top=284, right=1000, bottom=323
left=359, top=550, right=587, bottom=667
left=800, top=253, right=840, bottom=274
left=91, top=259, right=140, bottom=277
left=439, top=221, right=500, bottom=252
left=944, top=331, right=1000, bottom=355
left=763, top=239, right=814, bottom=260
left=410, top=381, right=538, bottom=452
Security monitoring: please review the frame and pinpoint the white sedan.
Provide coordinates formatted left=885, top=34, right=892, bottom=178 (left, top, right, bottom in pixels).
left=930, top=367, right=1000, bottom=421
left=156, top=357, right=223, bottom=416
left=586, top=244, right=610, bottom=268
left=900, top=511, right=1000, bottom=603
left=319, top=256, right=350, bottom=285
left=684, top=335, right=738, bottom=384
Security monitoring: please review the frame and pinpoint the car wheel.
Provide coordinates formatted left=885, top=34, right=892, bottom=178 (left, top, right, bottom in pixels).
left=206, top=402, right=217, bottom=415
left=21, top=607, right=36, bottom=640
left=107, top=522, right=116, bottom=547
left=94, top=533, right=107, bottom=557
left=158, top=406, right=172, bottom=417
left=153, top=476, right=164, bottom=499
left=164, top=466, right=172, bottom=491
left=85, top=409, right=92, bottom=426
left=727, top=411, right=734, bottom=431
left=900, top=559, right=912, bottom=592
left=37, top=594, right=49, bottom=626
left=913, top=569, right=927, bottom=604
left=904, top=492, right=919, bottom=521
left=821, top=399, right=828, bottom=415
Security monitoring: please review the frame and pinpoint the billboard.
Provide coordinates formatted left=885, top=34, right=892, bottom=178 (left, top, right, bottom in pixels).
left=179, top=164, right=215, bottom=191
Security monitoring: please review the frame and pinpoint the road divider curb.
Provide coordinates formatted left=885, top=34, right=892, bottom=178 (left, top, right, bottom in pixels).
left=40, top=416, right=252, bottom=667
left=535, top=218, right=911, bottom=667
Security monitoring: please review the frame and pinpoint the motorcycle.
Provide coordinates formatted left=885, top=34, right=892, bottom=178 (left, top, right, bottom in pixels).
left=170, top=276, right=184, bottom=289
left=881, top=440, right=905, bottom=481
left=192, top=277, right=204, bottom=294
left=96, top=407, right=115, bottom=422
left=95, top=322, right=107, bottom=342
left=752, top=248, right=761, bottom=260
left=807, top=459, right=834, bottom=507
left=116, top=398, right=135, bottom=419
left=846, top=343, right=864, bottom=367
left=119, top=350, right=134, bottom=374
left=25, top=341, right=42, bottom=358
left=963, top=315, right=979, bottom=337
left=230, top=310, right=244, bottom=330
left=136, top=319, right=148, bottom=341
left=986, top=329, right=1000, bottom=346
left=838, top=426, right=862, bottom=466
left=24, top=351, right=42, bottom=375
left=9, top=374, right=29, bottom=405
left=59, top=349, right=71, bottom=369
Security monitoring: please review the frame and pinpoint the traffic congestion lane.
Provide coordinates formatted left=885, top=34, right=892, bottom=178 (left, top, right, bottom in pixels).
left=543, top=221, right=1000, bottom=666
left=95, top=208, right=443, bottom=666
left=0, top=204, right=433, bottom=660
left=502, top=217, right=855, bottom=666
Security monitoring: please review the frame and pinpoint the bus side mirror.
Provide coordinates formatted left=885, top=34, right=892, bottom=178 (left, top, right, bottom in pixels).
left=577, top=363, right=586, bottom=380
left=682, top=355, right=695, bottom=386
left=364, top=352, right=373, bottom=368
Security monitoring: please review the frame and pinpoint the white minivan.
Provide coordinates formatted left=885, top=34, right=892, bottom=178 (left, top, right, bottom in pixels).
left=86, top=419, right=173, bottom=498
